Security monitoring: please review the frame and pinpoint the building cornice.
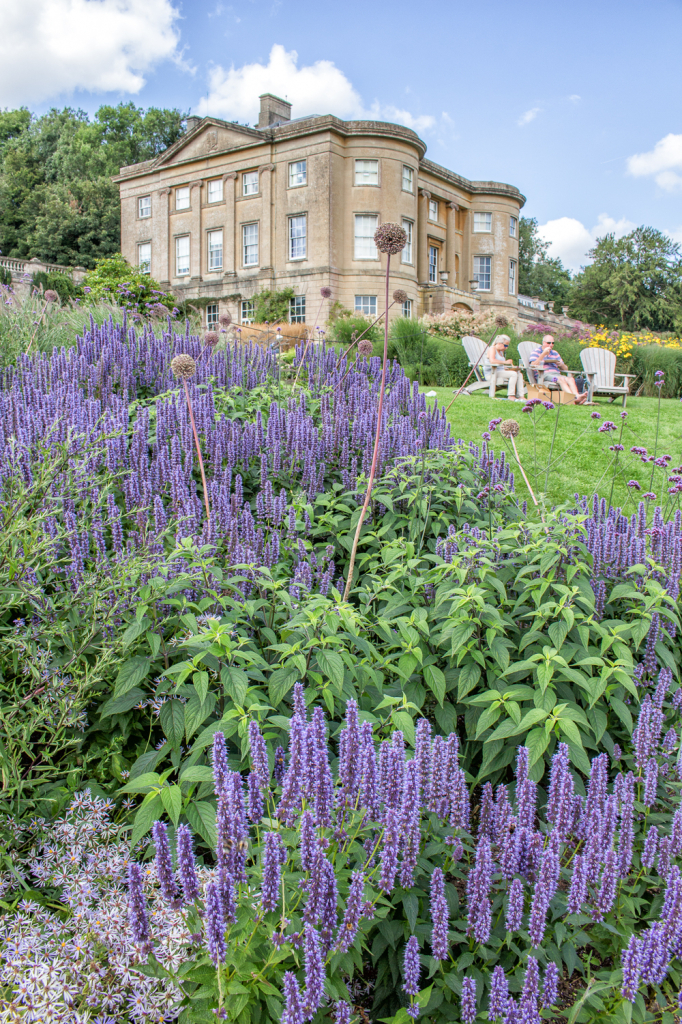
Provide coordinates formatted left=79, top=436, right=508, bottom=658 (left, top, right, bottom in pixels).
left=420, top=158, right=526, bottom=207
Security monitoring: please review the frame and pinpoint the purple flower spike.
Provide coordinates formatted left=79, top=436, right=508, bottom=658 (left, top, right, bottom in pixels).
left=461, top=976, right=477, bottom=1024
left=430, top=867, right=449, bottom=960
left=249, top=719, right=270, bottom=788
left=488, top=965, right=508, bottom=1020
left=176, top=823, right=200, bottom=903
left=334, top=1002, right=352, bottom=1024
left=261, top=831, right=284, bottom=912
left=282, top=972, right=305, bottom=1024
left=403, top=935, right=421, bottom=996
left=303, top=925, right=325, bottom=1020
left=505, top=877, right=524, bottom=932
left=335, top=871, right=366, bottom=952
left=520, top=956, right=540, bottom=1023
left=467, top=836, right=493, bottom=944
left=542, top=962, right=559, bottom=1008
left=152, top=820, right=176, bottom=903
left=620, top=935, right=641, bottom=1002
left=205, top=881, right=226, bottom=965
left=127, top=862, right=150, bottom=945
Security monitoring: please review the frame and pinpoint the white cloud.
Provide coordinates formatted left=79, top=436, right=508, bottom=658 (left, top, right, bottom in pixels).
left=627, top=133, right=682, bottom=191
left=569, top=94, right=581, bottom=103
left=517, top=107, right=541, bottom=126
left=538, top=213, right=636, bottom=272
left=0, top=0, right=184, bottom=106
left=197, top=44, right=435, bottom=132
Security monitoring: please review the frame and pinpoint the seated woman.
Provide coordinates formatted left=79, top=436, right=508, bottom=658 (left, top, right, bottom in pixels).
left=531, top=334, right=587, bottom=404
left=485, top=335, right=525, bottom=401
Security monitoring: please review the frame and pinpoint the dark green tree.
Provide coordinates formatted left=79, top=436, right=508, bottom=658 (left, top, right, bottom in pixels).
left=518, top=216, right=572, bottom=306
left=568, top=226, right=682, bottom=331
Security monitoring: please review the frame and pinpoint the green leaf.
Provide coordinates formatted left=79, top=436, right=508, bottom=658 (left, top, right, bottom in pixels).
left=557, top=718, right=583, bottom=747
left=457, top=662, right=481, bottom=700
left=221, top=666, right=248, bottom=705
left=160, top=700, right=185, bottom=749
left=393, top=710, right=415, bottom=747
left=516, top=707, right=549, bottom=733
left=185, top=800, right=217, bottom=849
left=525, top=726, right=550, bottom=767
left=316, top=650, right=346, bottom=688
left=129, top=793, right=163, bottom=849
left=180, top=765, right=215, bottom=784
left=548, top=621, right=568, bottom=650
left=100, top=687, right=146, bottom=719
left=424, top=664, right=446, bottom=706
left=193, top=671, right=209, bottom=704
left=490, top=637, right=510, bottom=671
left=129, top=746, right=167, bottom=780
left=122, top=620, right=148, bottom=649
left=449, top=622, right=475, bottom=653
left=160, top=784, right=182, bottom=826
left=565, top=739, right=592, bottom=775
left=609, top=696, right=633, bottom=733
left=114, top=656, right=151, bottom=698
left=402, top=894, right=418, bottom=932
left=185, top=692, right=217, bottom=742
left=119, top=772, right=161, bottom=794
left=269, top=668, right=297, bottom=707
left=475, top=704, right=502, bottom=739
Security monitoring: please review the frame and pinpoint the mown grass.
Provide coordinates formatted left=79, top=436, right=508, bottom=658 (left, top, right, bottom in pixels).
left=423, top=386, right=682, bottom=510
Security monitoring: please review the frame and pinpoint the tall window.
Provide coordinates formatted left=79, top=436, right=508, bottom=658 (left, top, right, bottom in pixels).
left=289, top=216, right=306, bottom=260
left=401, top=220, right=413, bottom=264
left=208, top=229, right=223, bottom=272
left=509, top=216, right=518, bottom=238
left=355, top=295, right=377, bottom=316
left=175, top=186, right=190, bottom=211
left=354, top=215, right=378, bottom=259
left=241, top=300, right=255, bottom=324
left=243, top=171, right=259, bottom=196
left=402, top=298, right=413, bottom=318
left=138, top=195, right=151, bottom=219
left=208, top=179, right=223, bottom=203
left=289, top=160, right=307, bottom=187
left=428, top=199, right=439, bottom=222
left=355, top=159, right=379, bottom=185
left=509, top=258, right=517, bottom=295
left=402, top=165, right=414, bottom=193
left=242, top=223, right=259, bottom=266
left=289, top=296, right=306, bottom=323
left=175, top=235, right=190, bottom=276
left=473, top=255, right=492, bottom=291
left=429, top=245, right=438, bottom=283
left=473, top=212, right=492, bottom=232
left=206, top=303, right=219, bottom=326
left=138, top=242, right=151, bottom=274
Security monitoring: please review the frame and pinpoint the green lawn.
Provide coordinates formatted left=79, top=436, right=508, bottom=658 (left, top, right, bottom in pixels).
left=422, top=387, right=682, bottom=509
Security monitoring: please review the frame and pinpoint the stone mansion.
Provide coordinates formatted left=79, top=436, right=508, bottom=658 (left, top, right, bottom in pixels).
left=115, top=94, right=525, bottom=328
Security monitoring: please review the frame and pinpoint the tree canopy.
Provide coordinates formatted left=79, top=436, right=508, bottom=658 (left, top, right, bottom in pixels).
left=0, top=103, right=186, bottom=269
left=518, top=216, right=572, bottom=306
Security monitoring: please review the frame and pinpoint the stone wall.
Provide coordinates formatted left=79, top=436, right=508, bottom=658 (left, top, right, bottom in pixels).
left=0, top=256, right=87, bottom=298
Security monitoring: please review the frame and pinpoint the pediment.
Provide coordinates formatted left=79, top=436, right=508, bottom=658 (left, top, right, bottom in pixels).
left=154, top=119, right=265, bottom=167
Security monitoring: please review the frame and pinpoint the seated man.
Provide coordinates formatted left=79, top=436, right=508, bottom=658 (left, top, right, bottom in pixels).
left=531, top=334, right=587, bottom=404
left=485, top=335, right=525, bottom=400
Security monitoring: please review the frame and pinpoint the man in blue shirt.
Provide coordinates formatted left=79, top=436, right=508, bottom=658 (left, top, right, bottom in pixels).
left=531, top=335, right=587, bottom=404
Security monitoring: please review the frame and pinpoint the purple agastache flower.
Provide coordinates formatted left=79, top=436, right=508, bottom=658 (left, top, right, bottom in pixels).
left=282, top=972, right=305, bottom=1024
left=309, top=708, right=334, bottom=827
left=212, top=731, right=230, bottom=797
left=403, top=935, right=421, bottom=995
left=248, top=771, right=264, bottom=822
left=335, top=871, right=366, bottom=952
left=152, top=820, right=176, bottom=903
left=274, top=745, right=287, bottom=785
left=461, top=977, right=477, bottom=1024
left=414, top=718, right=432, bottom=799
left=300, top=810, right=318, bottom=872
left=479, top=781, right=495, bottom=839
left=302, top=925, right=325, bottom=1020
left=528, top=845, right=560, bottom=947
left=467, top=836, right=493, bottom=944
left=593, top=850, right=618, bottom=921
left=659, top=836, right=673, bottom=880
left=488, top=965, right=508, bottom=1020
left=261, top=831, right=284, bottom=913
left=639, top=921, right=668, bottom=985
left=617, top=771, right=635, bottom=877
left=338, top=699, right=361, bottom=807
left=205, top=881, right=226, bottom=965
left=399, top=760, right=421, bottom=888
left=292, top=681, right=307, bottom=719
left=620, top=935, right=642, bottom=1002
left=334, top=1002, right=351, bottom=1024
left=546, top=743, right=574, bottom=838
left=379, top=806, right=400, bottom=892
left=249, top=719, right=270, bottom=788
left=176, top=823, right=199, bottom=903
left=359, top=720, right=381, bottom=820
left=127, top=862, right=150, bottom=945
left=567, top=853, right=587, bottom=915
left=643, top=757, right=658, bottom=808
left=219, top=866, right=237, bottom=923
left=520, top=956, right=540, bottom=1024
left=430, top=867, right=449, bottom=960
left=642, top=825, right=659, bottom=870
left=660, top=865, right=682, bottom=948
left=516, top=777, right=537, bottom=831
left=542, top=962, right=559, bottom=1008
left=506, top=877, right=524, bottom=932
left=278, top=712, right=306, bottom=825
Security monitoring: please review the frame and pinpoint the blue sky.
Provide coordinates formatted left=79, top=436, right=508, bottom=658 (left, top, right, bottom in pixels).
left=3, top=0, right=682, bottom=271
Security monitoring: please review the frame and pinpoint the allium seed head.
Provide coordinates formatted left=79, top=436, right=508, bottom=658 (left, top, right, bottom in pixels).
left=393, top=289, right=408, bottom=304
left=320, top=286, right=332, bottom=298
left=44, top=290, right=58, bottom=302
left=374, top=223, right=407, bottom=254
left=499, top=419, right=520, bottom=439
left=219, top=311, right=232, bottom=326
left=205, top=331, right=219, bottom=347
left=358, top=339, right=373, bottom=357
left=171, top=354, right=196, bottom=379
left=495, top=314, right=509, bottom=327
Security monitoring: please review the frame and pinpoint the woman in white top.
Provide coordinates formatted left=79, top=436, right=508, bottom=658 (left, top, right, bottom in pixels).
left=485, top=335, right=525, bottom=400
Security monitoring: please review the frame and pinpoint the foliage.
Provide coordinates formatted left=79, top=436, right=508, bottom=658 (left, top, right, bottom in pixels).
left=0, top=102, right=186, bottom=268
left=81, top=253, right=177, bottom=317
left=519, top=216, right=573, bottom=305
left=329, top=312, right=382, bottom=349
left=252, top=288, right=296, bottom=324
left=31, top=269, right=80, bottom=302
left=569, top=227, right=682, bottom=332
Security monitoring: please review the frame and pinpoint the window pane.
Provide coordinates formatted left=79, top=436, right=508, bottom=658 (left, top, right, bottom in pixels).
left=208, top=229, right=223, bottom=271
left=289, top=160, right=307, bottom=187
left=176, top=187, right=190, bottom=210
left=509, top=216, right=517, bottom=238
left=289, top=216, right=306, bottom=260
left=354, top=295, right=377, bottom=316
left=208, top=179, right=223, bottom=203
left=473, top=212, right=492, bottom=232
left=429, top=245, right=438, bottom=283
left=243, top=171, right=259, bottom=196
left=509, top=258, right=516, bottom=294
left=402, top=298, right=412, bottom=318
left=402, top=165, right=414, bottom=192
left=473, top=255, right=491, bottom=291
left=138, top=243, right=151, bottom=274
left=401, top=220, right=413, bottom=264
left=175, top=235, right=190, bottom=276
left=138, top=195, right=151, bottom=218
left=243, top=223, right=259, bottom=266
left=354, top=215, right=378, bottom=258
left=241, top=300, right=254, bottom=324
left=289, top=296, right=306, bottom=323
left=355, top=159, right=379, bottom=185
left=428, top=199, right=438, bottom=221
left=206, top=303, right=219, bottom=326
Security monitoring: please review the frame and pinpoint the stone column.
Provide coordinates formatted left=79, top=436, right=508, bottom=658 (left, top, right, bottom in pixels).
left=446, top=202, right=458, bottom=286
left=190, top=179, right=203, bottom=281
left=222, top=172, right=237, bottom=279
left=417, top=189, right=430, bottom=284
left=154, top=188, right=171, bottom=284
left=259, top=163, right=275, bottom=271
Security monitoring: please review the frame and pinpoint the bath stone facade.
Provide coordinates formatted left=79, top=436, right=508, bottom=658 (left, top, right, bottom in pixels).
left=115, top=94, right=526, bottom=328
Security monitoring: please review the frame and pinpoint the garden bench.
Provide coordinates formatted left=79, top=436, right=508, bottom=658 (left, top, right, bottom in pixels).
left=579, top=347, right=637, bottom=407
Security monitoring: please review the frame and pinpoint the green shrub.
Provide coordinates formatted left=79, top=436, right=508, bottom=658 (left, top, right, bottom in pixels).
left=82, top=253, right=177, bottom=316
left=31, top=270, right=81, bottom=302
left=330, top=311, right=382, bottom=349
left=629, top=343, right=682, bottom=397
left=253, top=287, right=295, bottom=323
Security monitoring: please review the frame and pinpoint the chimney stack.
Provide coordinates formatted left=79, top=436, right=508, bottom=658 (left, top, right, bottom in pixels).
left=257, top=93, right=292, bottom=128
left=186, top=115, right=201, bottom=132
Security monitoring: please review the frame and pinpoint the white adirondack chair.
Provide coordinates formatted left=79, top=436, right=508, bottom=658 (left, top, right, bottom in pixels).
left=517, top=341, right=582, bottom=398
left=580, top=347, right=636, bottom=406
left=461, top=336, right=511, bottom=397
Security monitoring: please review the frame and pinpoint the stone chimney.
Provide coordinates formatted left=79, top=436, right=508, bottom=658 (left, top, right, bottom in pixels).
left=186, top=116, right=201, bottom=132
left=257, top=93, right=291, bottom=128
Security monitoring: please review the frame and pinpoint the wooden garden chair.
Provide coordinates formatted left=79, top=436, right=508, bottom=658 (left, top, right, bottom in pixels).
left=517, top=341, right=583, bottom=403
left=580, top=347, right=636, bottom=407
left=461, top=336, right=513, bottom=398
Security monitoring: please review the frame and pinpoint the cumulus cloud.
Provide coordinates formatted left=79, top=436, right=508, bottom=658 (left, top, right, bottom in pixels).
left=197, top=44, right=435, bottom=133
left=569, top=94, right=581, bottom=103
left=538, top=213, right=636, bottom=272
left=627, top=133, right=682, bottom=191
left=0, top=0, right=184, bottom=106
left=517, top=107, right=541, bottom=126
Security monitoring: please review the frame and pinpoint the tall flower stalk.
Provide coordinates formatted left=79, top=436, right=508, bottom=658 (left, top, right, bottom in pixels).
left=171, top=354, right=211, bottom=531
left=343, top=225, right=407, bottom=601
left=293, top=287, right=332, bottom=390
